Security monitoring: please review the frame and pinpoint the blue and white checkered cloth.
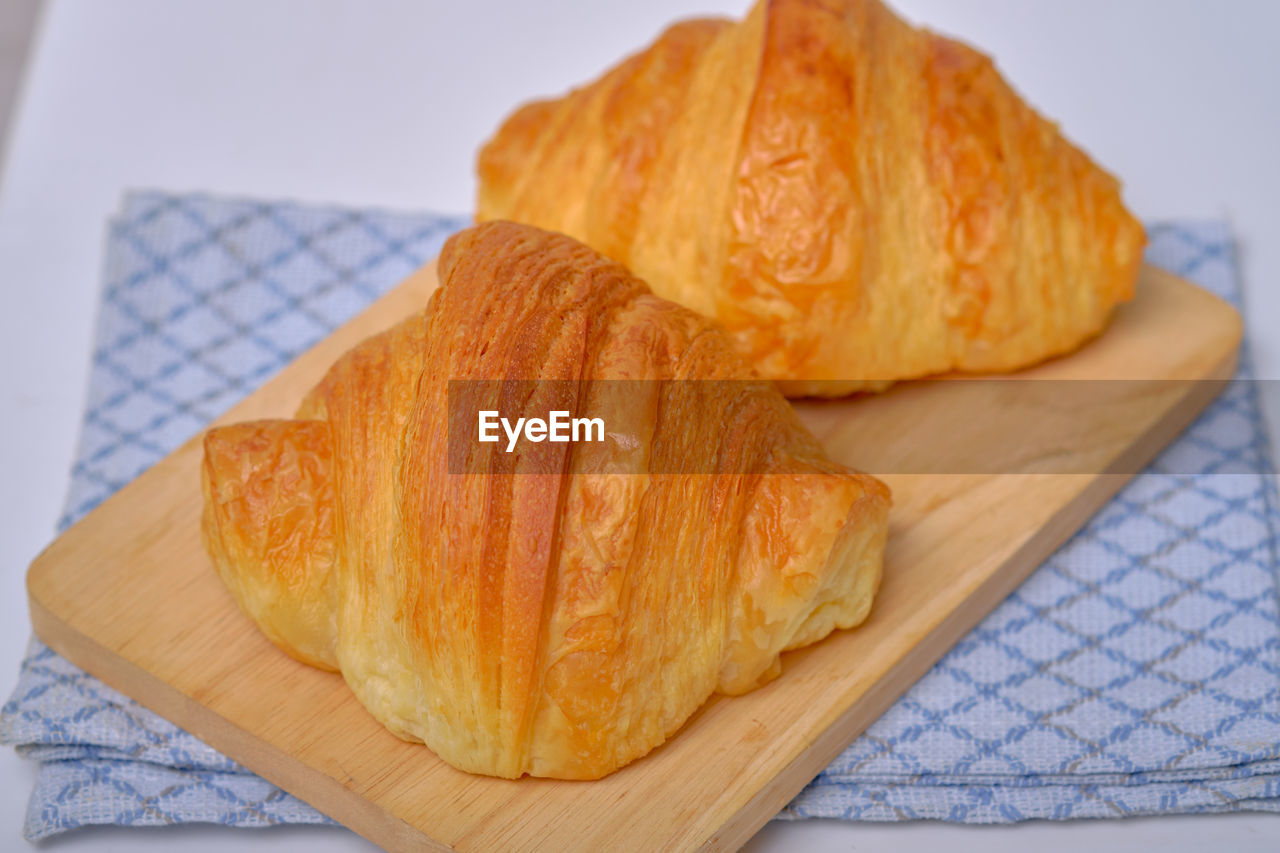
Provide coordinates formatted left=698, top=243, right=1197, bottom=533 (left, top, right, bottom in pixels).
left=2, top=193, right=1277, bottom=839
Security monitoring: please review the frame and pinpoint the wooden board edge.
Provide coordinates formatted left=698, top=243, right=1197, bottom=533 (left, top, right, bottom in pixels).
left=25, top=592, right=443, bottom=853
left=696, top=341, right=1242, bottom=851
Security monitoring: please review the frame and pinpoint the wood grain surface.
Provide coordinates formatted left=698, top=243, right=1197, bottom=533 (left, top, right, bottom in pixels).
left=27, top=262, right=1241, bottom=851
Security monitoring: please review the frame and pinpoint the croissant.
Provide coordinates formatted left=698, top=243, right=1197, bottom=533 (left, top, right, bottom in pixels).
left=201, top=221, right=890, bottom=779
left=476, top=0, right=1146, bottom=396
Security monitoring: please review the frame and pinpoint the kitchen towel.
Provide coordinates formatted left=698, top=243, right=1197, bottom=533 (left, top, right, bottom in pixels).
left=2, top=192, right=1276, bottom=839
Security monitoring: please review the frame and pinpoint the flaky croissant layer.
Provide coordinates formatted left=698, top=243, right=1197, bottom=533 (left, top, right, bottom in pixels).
left=202, top=222, right=890, bottom=779
left=477, top=0, right=1146, bottom=395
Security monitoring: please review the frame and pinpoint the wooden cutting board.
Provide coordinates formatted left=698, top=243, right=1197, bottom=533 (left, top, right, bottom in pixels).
left=27, top=262, right=1240, bottom=852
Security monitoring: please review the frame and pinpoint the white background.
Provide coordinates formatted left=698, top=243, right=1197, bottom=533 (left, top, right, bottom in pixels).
left=1, top=1, right=1278, bottom=850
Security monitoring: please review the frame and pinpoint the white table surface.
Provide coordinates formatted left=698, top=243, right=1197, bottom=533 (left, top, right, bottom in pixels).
left=1, top=1, right=1278, bottom=850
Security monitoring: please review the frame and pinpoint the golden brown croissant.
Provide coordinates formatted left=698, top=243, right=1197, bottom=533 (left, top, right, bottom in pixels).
left=201, top=221, right=890, bottom=779
left=476, top=0, right=1146, bottom=396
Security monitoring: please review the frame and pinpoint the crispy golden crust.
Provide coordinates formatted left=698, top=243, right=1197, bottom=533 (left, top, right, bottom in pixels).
left=201, top=222, right=890, bottom=779
left=476, top=0, right=1146, bottom=395
left=201, top=420, right=338, bottom=671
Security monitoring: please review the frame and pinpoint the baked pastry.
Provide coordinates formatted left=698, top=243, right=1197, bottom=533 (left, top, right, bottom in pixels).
left=201, top=221, right=890, bottom=779
left=476, top=0, right=1146, bottom=396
